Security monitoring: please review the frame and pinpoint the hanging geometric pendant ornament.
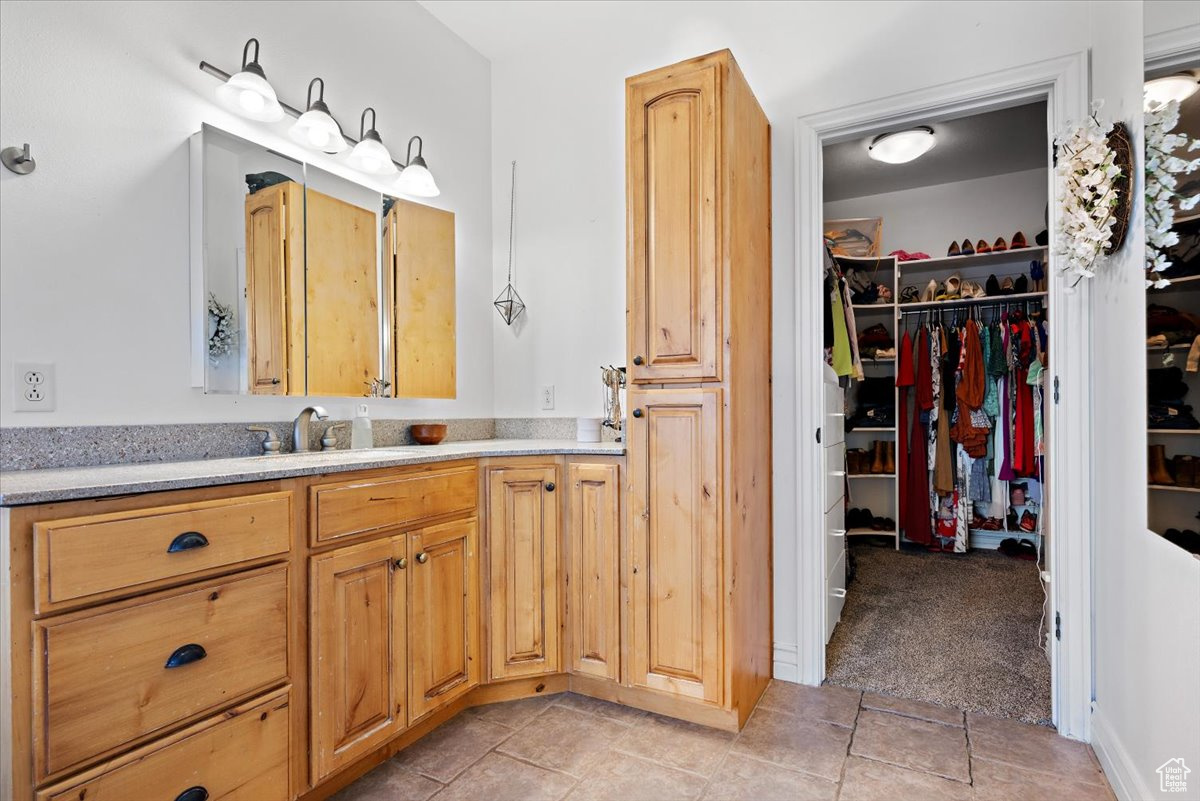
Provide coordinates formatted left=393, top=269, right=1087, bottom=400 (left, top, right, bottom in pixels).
left=495, top=160, right=526, bottom=325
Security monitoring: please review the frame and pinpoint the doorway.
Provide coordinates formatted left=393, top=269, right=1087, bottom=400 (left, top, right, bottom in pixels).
left=791, top=53, right=1094, bottom=740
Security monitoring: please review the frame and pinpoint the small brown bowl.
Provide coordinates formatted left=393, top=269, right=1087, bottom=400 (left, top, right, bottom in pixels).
left=410, top=424, right=447, bottom=445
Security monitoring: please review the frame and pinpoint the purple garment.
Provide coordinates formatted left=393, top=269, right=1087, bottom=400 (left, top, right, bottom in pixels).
left=998, top=322, right=1016, bottom=481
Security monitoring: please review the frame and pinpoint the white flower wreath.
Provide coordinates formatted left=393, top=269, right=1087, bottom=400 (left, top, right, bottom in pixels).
left=1053, top=100, right=1123, bottom=284
left=1145, top=98, right=1200, bottom=289
left=207, top=292, right=237, bottom=366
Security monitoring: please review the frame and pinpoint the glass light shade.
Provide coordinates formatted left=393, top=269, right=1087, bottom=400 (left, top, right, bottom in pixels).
left=868, top=128, right=937, bottom=164
left=289, top=108, right=346, bottom=154
left=215, top=70, right=284, bottom=122
left=1144, top=74, right=1199, bottom=110
left=396, top=162, right=440, bottom=198
left=347, top=135, right=397, bottom=175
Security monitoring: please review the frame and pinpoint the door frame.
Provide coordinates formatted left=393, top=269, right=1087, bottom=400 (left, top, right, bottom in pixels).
left=791, top=51, right=1093, bottom=739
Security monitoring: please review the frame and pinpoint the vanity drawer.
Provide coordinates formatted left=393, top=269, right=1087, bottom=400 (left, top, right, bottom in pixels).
left=311, top=464, right=477, bottom=543
left=37, top=689, right=291, bottom=801
left=34, top=491, right=291, bottom=610
left=34, top=565, right=289, bottom=779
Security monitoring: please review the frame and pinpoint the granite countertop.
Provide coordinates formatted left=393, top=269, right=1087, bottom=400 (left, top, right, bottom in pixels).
left=0, top=439, right=626, bottom=506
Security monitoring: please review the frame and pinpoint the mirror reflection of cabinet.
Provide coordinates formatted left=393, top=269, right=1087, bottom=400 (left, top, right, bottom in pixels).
left=244, top=182, right=304, bottom=395
left=385, top=199, right=456, bottom=399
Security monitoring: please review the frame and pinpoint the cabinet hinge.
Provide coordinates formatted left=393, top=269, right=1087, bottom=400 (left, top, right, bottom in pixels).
left=1053, top=376, right=1060, bottom=404
left=1054, top=611, right=1061, bottom=641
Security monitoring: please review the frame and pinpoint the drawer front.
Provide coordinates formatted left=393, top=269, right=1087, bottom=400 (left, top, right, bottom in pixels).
left=825, top=550, right=848, bottom=644
left=37, top=690, right=290, bottom=801
left=823, top=385, right=845, bottom=448
left=312, top=465, right=477, bottom=543
left=35, top=491, right=291, bottom=610
left=825, top=441, right=845, bottom=514
left=825, top=501, right=846, bottom=578
left=35, top=566, right=289, bottom=778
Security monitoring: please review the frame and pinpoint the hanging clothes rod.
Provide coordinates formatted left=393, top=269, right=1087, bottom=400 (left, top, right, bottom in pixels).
left=898, top=291, right=1046, bottom=314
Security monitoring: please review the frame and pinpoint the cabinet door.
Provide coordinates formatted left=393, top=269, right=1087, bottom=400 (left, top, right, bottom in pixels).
left=244, top=184, right=292, bottom=395
left=408, top=518, right=479, bottom=723
left=486, top=466, right=560, bottom=680
left=388, top=200, right=457, bottom=399
left=627, top=62, right=720, bottom=384
left=566, top=462, right=621, bottom=682
left=310, top=537, right=406, bottom=782
left=628, top=388, right=722, bottom=703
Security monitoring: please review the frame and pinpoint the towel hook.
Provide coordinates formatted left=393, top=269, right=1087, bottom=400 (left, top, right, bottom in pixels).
left=1, top=143, right=35, bottom=175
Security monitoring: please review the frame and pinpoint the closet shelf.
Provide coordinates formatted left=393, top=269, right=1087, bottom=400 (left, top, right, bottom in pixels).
left=851, top=304, right=895, bottom=312
left=1149, top=483, right=1200, bottom=493
left=889, top=246, right=1048, bottom=272
left=848, top=473, right=896, bottom=479
left=1148, top=429, right=1200, bottom=435
left=1147, top=344, right=1192, bottom=352
left=898, top=290, right=1047, bottom=312
left=849, top=427, right=895, bottom=432
left=847, top=528, right=899, bottom=537
left=1150, top=274, right=1200, bottom=289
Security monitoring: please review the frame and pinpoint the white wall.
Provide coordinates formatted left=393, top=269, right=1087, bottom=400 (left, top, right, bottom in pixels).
left=481, top=0, right=1096, bottom=680
left=822, top=168, right=1048, bottom=260
left=0, top=0, right=492, bottom=425
left=1090, top=4, right=1200, bottom=798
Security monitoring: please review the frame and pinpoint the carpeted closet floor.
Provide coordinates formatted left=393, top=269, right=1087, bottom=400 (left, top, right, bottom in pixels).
left=825, top=543, right=1052, bottom=725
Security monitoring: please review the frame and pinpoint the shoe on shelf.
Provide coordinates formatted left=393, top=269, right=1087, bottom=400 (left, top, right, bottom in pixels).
left=961, top=239, right=975, bottom=256
left=1172, top=454, right=1198, bottom=488
left=939, top=274, right=962, bottom=300
left=1000, top=276, right=1016, bottom=295
left=976, top=239, right=992, bottom=254
left=986, top=274, right=1001, bottom=296
left=961, top=280, right=986, bottom=299
left=884, top=441, right=896, bottom=474
left=870, top=440, right=887, bottom=473
left=1014, top=274, right=1029, bottom=294
left=921, top=279, right=938, bottom=303
left=1019, top=510, right=1038, bottom=532
left=1012, top=231, right=1028, bottom=249
left=993, top=236, right=1008, bottom=252
left=900, top=286, right=920, bottom=304
left=947, top=240, right=961, bottom=257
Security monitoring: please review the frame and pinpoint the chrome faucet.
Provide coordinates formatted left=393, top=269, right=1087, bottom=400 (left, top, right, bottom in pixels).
left=293, top=406, right=329, bottom=452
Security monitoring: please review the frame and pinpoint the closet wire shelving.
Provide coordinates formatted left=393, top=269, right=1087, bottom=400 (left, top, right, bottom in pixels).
left=837, top=245, right=1049, bottom=551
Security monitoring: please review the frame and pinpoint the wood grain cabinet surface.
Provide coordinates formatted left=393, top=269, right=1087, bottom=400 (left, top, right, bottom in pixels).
left=485, top=465, right=561, bottom=680
left=244, top=181, right=304, bottom=395
left=565, top=461, right=622, bottom=683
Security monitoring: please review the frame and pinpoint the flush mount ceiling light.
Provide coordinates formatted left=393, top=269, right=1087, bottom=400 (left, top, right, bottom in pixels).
left=289, top=78, right=346, bottom=154
left=1144, top=73, right=1199, bottom=110
left=214, top=38, right=284, bottom=122
left=868, top=126, right=937, bottom=164
left=346, top=108, right=397, bottom=175
left=396, top=136, right=440, bottom=198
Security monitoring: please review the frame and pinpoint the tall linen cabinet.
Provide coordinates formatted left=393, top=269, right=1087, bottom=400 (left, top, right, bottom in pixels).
left=625, top=49, right=772, bottom=728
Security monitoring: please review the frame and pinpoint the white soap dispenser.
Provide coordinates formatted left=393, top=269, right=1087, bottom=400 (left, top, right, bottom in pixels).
left=351, top=403, right=374, bottom=449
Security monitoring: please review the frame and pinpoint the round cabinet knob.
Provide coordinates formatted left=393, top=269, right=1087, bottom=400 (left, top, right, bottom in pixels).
left=632, top=409, right=643, bottom=418
left=415, top=552, right=429, bottom=564
left=394, top=557, right=408, bottom=570
left=632, top=355, right=644, bottom=365
left=271, top=378, right=281, bottom=385
left=545, top=482, right=556, bottom=492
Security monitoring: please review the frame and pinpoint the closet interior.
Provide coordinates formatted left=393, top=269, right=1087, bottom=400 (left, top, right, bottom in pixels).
left=1146, top=66, right=1200, bottom=555
left=820, top=101, right=1054, bottom=722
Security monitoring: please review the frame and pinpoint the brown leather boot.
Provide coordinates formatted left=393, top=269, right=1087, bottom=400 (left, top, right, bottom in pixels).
left=1150, top=444, right=1175, bottom=485
left=871, top=440, right=886, bottom=473
left=847, top=449, right=866, bottom=474
left=884, top=441, right=896, bottom=474
left=1172, top=455, right=1197, bottom=488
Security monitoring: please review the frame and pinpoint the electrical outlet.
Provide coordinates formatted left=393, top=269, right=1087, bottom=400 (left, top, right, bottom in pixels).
left=540, top=385, right=555, bottom=410
left=14, top=362, right=56, bottom=412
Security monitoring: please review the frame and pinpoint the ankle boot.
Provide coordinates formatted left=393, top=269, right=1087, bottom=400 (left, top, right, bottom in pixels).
left=884, top=441, right=896, bottom=474
left=1150, top=444, right=1175, bottom=485
left=871, top=441, right=886, bottom=473
left=1173, top=455, right=1197, bottom=488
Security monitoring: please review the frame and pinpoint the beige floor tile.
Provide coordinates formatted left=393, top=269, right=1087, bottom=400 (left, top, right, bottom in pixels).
left=850, top=709, right=970, bottom=782
left=553, top=693, right=648, bottom=725
left=471, top=694, right=559, bottom=729
left=392, top=713, right=515, bottom=783
left=611, top=713, right=734, bottom=777
left=967, top=712, right=1106, bottom=784
left=729, top=706, right=851, bottom=782
left=860, top=691, right=965, bottom=728
left=497, top=705, right=628, bottom=778
left=700, top=753, right=838, bottom=801
left=566, top=750, right=707, bottom=801
left=755, top=681, right=862, bottom=728
left=972, top=757, right=1117, bottom=801
left=433, top=752, right=577, bottom=801
left=839, top=756, right=973, bottom=801
left=328, top=759, right=443, bottom=801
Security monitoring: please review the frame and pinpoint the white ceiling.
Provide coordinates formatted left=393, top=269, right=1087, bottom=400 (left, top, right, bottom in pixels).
left=822, top=102, right=1048, bottom=201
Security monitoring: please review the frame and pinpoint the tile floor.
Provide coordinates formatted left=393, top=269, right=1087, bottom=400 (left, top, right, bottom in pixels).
left=332, top=682, right=1115, bottom=801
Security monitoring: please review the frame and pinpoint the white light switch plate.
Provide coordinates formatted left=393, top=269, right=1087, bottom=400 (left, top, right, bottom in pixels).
left=13, top=362, right=56, bottom=412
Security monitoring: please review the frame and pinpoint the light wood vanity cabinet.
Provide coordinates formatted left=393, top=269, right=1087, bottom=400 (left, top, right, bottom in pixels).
left=484, top=464, right=561, bottom=680
left=565, top=460, right=622, bottom=683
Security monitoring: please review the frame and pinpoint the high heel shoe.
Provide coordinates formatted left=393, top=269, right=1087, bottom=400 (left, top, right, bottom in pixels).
left=993, top=236, right=1008, bottom=252
left=975, top=239, right=992, bottom=254
left=1011, top=231, right=1028, bottom=249
left=961, top=239, right=975, bottom=256
left=947, top=240, right=961, bottom=257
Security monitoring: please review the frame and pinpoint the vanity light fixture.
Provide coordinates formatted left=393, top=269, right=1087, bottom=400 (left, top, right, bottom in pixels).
left=395, top=136, right=440, bottom=198
left=289, top=78, right=346, bottom=154
left=214, top=38, right=285, bottom=122
left=346, top=108, right=397, bottom=175
left=868, top=126, right=936, bottom=164
left=1144, top=73, right=1199, bottom=110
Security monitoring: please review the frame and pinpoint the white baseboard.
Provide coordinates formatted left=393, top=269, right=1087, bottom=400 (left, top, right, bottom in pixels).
left=1091, top=703, right=1151, bottom=801
left=773, top=642, right=799, bottom=683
